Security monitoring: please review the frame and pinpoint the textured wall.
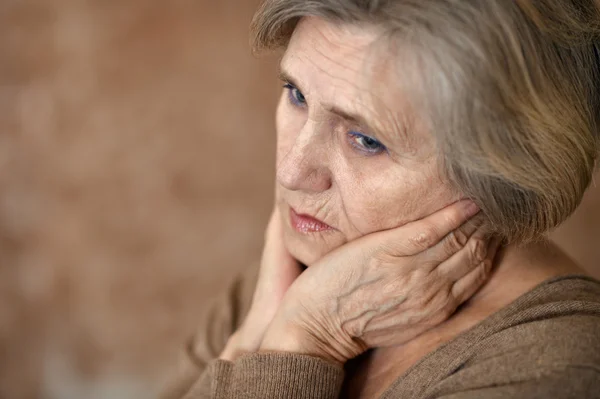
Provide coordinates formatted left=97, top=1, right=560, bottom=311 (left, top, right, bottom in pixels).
left=1, top=1, right=598, bottom=398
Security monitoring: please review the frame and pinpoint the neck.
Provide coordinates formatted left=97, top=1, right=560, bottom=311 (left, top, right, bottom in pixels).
left=345, top=237, right=586, bottom=398
left=469, top=237, right=584, bottom=309
left=413, top=237, right=584, bottom=350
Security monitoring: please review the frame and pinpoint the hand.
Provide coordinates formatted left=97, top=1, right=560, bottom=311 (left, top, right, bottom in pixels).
left=219, top=207, right=303, bottom=360
left=260, top=200, right=501, bottom=365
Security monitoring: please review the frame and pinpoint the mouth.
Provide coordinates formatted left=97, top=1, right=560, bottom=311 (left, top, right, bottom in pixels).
left=289, top=207, right=334, bottom=234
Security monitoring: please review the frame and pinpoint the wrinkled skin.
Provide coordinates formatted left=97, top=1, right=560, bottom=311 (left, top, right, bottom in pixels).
left=275, top=18, right=461, bottom=267
left=220, top=17, right=497, bottom=364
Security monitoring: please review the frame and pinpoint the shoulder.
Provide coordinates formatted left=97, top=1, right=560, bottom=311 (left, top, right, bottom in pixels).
left=478, top=275, right=600, bottom=358
left=430, top=275, right=600, bottom=398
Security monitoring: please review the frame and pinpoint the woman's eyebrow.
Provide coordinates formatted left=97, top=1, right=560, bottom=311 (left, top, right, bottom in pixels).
left=278, top=67, right=300, bottom=88
left=326, top=105, right=369, bottom=129
left=327, top=103, right=390, bottom=139
left=278, top=65, right=389, bottom=139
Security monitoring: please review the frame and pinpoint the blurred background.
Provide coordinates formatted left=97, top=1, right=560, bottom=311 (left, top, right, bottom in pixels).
left=1, top=1, right=598, bottom=398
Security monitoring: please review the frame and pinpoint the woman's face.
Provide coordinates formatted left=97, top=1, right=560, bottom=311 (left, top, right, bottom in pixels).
left=276, top=17, right=460, bottom=266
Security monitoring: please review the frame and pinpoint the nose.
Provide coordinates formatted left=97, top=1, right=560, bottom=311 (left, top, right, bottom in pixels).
left=276, top=122, right=332, bottom=193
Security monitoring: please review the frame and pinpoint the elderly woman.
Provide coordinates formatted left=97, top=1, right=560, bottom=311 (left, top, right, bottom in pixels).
left=163, top=1, right=600, bottom=398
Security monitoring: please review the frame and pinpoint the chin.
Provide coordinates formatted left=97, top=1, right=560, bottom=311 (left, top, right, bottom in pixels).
left=283, top=230, right=341, bottom=267
left=282, top=231, right=327, bottom=267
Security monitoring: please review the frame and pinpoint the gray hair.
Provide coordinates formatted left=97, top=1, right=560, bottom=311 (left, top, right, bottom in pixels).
left=251, top=0, right=600, bottom=243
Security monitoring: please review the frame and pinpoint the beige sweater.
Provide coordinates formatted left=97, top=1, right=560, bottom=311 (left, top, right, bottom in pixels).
left=162, top=266, right=600, bottom=399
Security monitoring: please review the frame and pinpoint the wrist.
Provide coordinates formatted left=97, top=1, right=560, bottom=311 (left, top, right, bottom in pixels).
left=219, top=323, right=263, bottom=361
left=259, top=320, right=346, bottom=367
left=219, top=330, right=243, bottom=361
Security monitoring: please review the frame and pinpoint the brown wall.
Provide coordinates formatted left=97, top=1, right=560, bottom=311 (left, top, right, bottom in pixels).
left=1, top=1, right=598, bottom=398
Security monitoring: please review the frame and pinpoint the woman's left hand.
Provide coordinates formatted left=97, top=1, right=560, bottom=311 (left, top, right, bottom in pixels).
left=259, top=200, right=501, bottom=365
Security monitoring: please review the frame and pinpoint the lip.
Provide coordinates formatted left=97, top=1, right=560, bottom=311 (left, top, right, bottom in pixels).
left=289, top=207, right=334, bottom=234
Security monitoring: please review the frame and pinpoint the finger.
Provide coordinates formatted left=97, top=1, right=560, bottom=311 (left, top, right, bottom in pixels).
left=378, top=199, right=480, bottom=257
left=451, top=236, right=503, bottom=304
left=428, top=222, right=489, bottom=276
left=264, top=207, right=282, bottom=242
left=420, top=214, right=486, bottom=267
left=259, top=207, right=301, bottom=280
left=262, top=208, right=288, bottom=260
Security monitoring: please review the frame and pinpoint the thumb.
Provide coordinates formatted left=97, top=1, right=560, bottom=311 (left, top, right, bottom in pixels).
left=256, top=208, right=303, bottom=305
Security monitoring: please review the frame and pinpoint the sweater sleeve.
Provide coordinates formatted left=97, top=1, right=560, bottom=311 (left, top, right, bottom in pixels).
left=182, top=352, right=345, bottom=399
left=160, top=263, right=260, bottom=399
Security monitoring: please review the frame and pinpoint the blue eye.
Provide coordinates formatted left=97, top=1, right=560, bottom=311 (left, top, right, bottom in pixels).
left=283, top=83, right=306, bottom=107
left=348, top=132, right=387, bottom=155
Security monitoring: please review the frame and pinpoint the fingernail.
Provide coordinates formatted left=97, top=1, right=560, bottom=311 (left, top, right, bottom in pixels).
left=463, top=200, right=480, bottom=217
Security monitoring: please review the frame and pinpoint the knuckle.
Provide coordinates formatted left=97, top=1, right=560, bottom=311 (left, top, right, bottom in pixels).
left=445, top=212, right=463, bottom=230
left=410, top=232, right=430, bottom=248
left=409, top=225, right=437, bottom=250
left=440, top=301, right=456, bottom=320
left=468, top=237, right=488, bottom=263
left=478, top=260, right=492, bottom=280
left=430, top=303, right=454, bottom=326
left=435, top=292, right=457, bottom=318
left=410, top=267, right=429, bottom=284
left=453, top=226, right=470, bottom=247
left=469, top=261, right=491, bottom=290
left=444, top=231, right=464, bottom=255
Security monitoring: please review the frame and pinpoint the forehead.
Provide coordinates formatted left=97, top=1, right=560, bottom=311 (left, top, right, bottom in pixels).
left=281, top=17, right=431, bottom=154
left=284, top=17, right=380, bottom=75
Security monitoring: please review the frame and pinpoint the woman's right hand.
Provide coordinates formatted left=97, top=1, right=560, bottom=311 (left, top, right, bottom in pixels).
left=219, top=207, right=303, bottom=360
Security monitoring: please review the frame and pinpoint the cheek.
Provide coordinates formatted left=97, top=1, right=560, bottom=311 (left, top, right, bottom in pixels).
left=338, top=161, right=459, bottom=238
